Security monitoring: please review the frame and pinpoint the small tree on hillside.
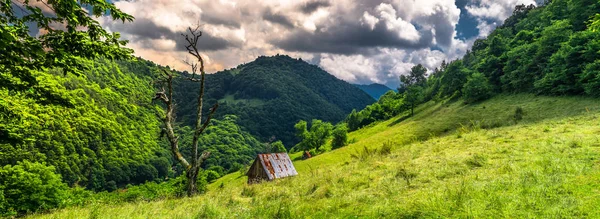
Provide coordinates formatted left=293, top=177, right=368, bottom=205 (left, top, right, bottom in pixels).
left=271, top=141, right=287, bottom=153
left=331, top=123, right=349, bottom=149
left=404, top=86, right=424, bottom=117
left=400, top=64, right=428, bottom=116
left=294, top=119, right=333, bottom=153
left=153, top=26, right=218, bottom=197
left=462, top=72, right=492, bottom=103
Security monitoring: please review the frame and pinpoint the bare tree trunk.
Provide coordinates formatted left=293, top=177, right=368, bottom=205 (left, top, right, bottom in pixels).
left=153, top=26, right=218, bottom=197
left=186, top=165, right=199, bottom=196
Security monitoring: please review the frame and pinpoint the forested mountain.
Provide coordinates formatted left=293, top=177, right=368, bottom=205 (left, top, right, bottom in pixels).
left=354, top=83, right=392, bottom=100
left=0, top=58, right=265, bottom=194
left=172, top=55, right=375, bottom=146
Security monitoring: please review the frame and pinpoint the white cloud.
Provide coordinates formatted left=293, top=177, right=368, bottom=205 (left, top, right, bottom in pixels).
left=374, top=3, right=421, bottom=42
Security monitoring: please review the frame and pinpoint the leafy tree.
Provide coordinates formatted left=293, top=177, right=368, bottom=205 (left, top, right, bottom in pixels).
left=270, top=141, right=288, bottom=153
left=580, top=60, right=600, bottom=96
left=440, top=60, right=469, bottom=97
left=331, top=123, right=349, bottom=149
left=463, top=72, right=493, bottom=103
left=590, top=14, right=600, bottom=31
left=293, top=120, right=333, bottom=152
left=501, top=43, right=539, bottom=92
left=0, top=0, right=133, bottom=91
left=400, top=64, right=428, bottom=116
left=535, top=30, right=600, bottom=94
left=205, top=170, right=220, bottom=183
left=404, top=86, right=424, bottom=117
left=399, top=64, right=428, bottom=88
left=0, top=161, right=68, bottom=216
left=153, top=27, right=219, bottom=197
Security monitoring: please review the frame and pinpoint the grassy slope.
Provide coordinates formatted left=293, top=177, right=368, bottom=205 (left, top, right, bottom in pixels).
left=32, top=94, right=600, bottom=218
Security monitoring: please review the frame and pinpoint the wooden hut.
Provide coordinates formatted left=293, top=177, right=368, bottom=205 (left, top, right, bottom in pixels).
left=246, top=153, right=298, bottom=184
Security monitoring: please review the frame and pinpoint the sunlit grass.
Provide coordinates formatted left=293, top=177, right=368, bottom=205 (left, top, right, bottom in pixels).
left=31, top=94, right=600, bottom=218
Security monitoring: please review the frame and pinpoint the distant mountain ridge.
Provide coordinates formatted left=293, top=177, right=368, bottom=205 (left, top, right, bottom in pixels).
left=354, top=83, right=393, bottom=100
left=173, top=55, right=375, bottom=146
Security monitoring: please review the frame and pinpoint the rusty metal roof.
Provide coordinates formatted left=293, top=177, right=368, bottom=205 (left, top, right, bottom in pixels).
left=257, top=153, right=298, bottom=180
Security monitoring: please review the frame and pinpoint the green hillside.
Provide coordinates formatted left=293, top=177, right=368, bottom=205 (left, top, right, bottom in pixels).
left=172, top=55, right=375, bottom=146
left=0, top=58, right=265, bottom=194
left=31, top=94, right=600, bottom=218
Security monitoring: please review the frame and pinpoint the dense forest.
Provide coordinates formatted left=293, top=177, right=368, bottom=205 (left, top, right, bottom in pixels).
left=172, top=55, right=374, bottom=147
left=346, top=0, right=600, bottom=131
left=354, top=83, right=393, bottom=100
left=0, top=57, right=265, bottom=192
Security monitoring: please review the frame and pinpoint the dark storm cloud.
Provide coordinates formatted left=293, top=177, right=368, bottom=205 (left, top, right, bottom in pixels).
left=199, top=2, right=242, bottom=28
left=299, top=0, right=331, bottom=14
left=271, top=20, right=433, bottom=55
left=201, top=11, right=242, bottom=28
left=263, top=8, right=295, bottom=28
left=171, top=31, right=237, bottom=51
left=105, top=18, right=238, bottom=51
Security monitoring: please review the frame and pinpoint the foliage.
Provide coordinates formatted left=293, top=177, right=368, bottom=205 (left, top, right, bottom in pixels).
left=0, top=161, right=68, bottom=216
left=177, top=115, right=264, bottom=174
left=345, top=90, right=404, bottom=131
left=399, top=64, right=428, bottom=89
left=331, top=124, right=349, bottom=149
left=270, top=141, right=288, bottom=153
left=0, top=0, right=133, bottom=91
left=293, top=119, right=333, bottom=152
left=462, top=72, right=492, bottom=103
left=591, top=14, right=600, bottom=31
left=0, top=59, right=167, bottom=192
left=172, top=55, right=374, bottom=146
left=440, top=60, right=469, bottom=97
left=404, top=85, right=424, bottom=117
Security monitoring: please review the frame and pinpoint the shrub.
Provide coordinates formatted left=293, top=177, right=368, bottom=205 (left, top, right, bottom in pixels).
left=331, top=123, right=349, bottom=149
left=514, top=107, right=524, bottom=122
left=462, top=72, right=492, bottom=103
left=206, top=170, right=220, bottom=183
left=270, top=141, right=287, bottom=153
left=0, top=161, right=69, bottom=216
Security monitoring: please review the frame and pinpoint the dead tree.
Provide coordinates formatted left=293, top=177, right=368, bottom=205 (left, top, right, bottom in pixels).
left=153, top=26, right=218, bottom=196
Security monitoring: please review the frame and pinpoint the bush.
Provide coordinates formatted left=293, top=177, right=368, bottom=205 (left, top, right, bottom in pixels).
left=270, top=141, right=287, bottom=153
left=514, top=107, right=524, bottom=122
left=206, top=170, right=220, bottom=183
left=331, top=124, right=349, bottom=149
left=462, top=72, right=492, bottom=103
left=0, top=161, right=69, bottom=216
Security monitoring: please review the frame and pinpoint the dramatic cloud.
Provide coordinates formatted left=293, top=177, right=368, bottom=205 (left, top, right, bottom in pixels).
left=99, top=0, right=530, bottom=88
left=299, top=0, right=331, bottom=14
left=263, top=8, right=295, bottom=28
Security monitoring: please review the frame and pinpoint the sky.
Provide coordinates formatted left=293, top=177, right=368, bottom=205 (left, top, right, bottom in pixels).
left=99, top=0, right=542, bottom=88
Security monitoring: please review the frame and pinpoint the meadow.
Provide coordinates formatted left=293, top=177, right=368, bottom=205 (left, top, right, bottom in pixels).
left=31, top=94, right=600, bottom=218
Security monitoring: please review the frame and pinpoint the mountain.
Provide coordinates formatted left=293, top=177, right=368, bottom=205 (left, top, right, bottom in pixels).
left=354, top=83, right=393, bottom=100
left=0, top=58, right=266, bottom=195
left=172, top=55, right=375, bottom=147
